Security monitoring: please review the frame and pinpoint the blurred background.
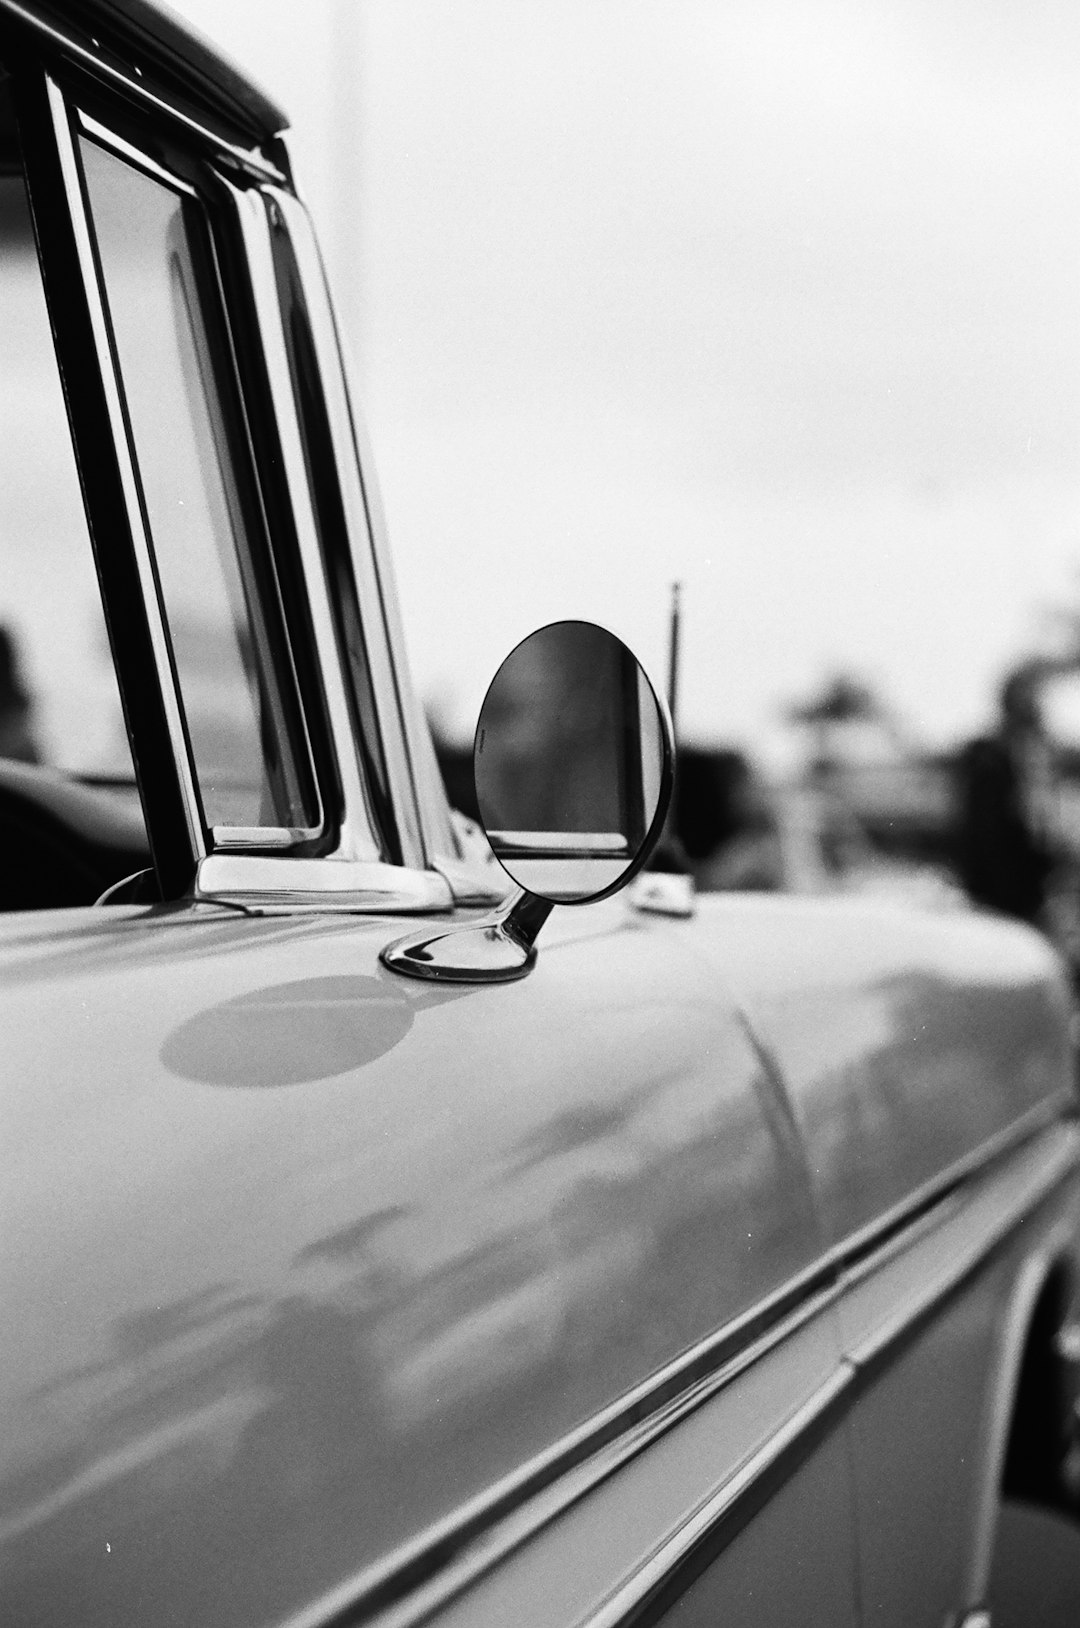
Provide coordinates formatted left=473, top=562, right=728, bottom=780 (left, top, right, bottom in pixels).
left=159, top=0, right=1080, bottom=747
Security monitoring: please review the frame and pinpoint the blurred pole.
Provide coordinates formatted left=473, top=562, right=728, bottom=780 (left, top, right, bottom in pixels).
left=331, top=0, right=366, bottom=379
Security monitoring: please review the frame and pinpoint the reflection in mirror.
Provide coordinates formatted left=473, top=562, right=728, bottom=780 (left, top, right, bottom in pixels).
left=473, top=621, right=670, bottom=903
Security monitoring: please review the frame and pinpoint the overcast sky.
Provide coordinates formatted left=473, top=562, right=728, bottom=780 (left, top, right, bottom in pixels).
left=170, top=0, right=1080, bottom=760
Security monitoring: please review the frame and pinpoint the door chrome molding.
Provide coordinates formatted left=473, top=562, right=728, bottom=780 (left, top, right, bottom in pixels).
left=277, top=1270, right=844, bottom=1628
left=577, top=1368, right=855, bottom=1628
left=841, top=1124, right=1080, bottom=1381
left=277, top=1119, right=1077, bottom=1628
left=544, top=1126, right=1080, bottom=1628
left=825, top=1093, right=1074, bottom=1286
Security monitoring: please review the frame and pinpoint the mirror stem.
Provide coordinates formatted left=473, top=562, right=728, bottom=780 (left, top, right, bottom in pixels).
left=502, top=887, right=554, bottom=953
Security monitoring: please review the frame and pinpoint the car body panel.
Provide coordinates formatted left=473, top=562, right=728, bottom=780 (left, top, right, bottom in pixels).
left=686, top=893, right=1073, bottom=1247
left=2, top=892, right=1073, bottom=1625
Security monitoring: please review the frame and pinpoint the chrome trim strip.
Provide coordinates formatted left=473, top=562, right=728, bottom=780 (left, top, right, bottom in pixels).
left=210, top=826, right=302, bottom=852
left=296, top=205, right=458, bottom=872
left=843, top=1124, right=1080, bottom=1378
left=1, top=0, right=286, bottom=178
left=578, top=1125, right=1080, bottom=1628
left=225, top=182, right=384, bottom=866
left=825, top=1092, right=1073, bottom=1282
left=46, top=75, right=205, bottom=867
left=275, top=1273, right=844, bottom=1628
left=275, top=1117, right=1078, bottom=1628
left=577, top=1368, right=854, bottom=1628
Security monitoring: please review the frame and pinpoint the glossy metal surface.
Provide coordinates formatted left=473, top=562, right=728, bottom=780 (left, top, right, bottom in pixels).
left=417, top=1313, right=858, bottom=1628
left=227, top=181, right=385, bottom=868
left=1, top=888, right=1074, bottom=1626
left=280, top=176, right=470, bottom=883
left=382, top=889, right=553, bottom=982
left=0, top=895, right=819, bottom=1626
left=265, top=187, right=437, bottom=876
left=686, top=893, right=1074, bottom=1250
left=194, top=852, right=454, bottom=915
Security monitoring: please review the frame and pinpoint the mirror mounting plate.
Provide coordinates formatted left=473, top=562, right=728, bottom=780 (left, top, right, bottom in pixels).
left=380, top=889, right=554, bottom=984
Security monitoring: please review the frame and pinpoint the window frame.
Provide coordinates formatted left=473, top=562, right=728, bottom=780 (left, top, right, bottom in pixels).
left=75, top=113, right=326, bottom=852
left=12, top=62, right=203, bottom=897
left=8, top=40, right=485, bottom=914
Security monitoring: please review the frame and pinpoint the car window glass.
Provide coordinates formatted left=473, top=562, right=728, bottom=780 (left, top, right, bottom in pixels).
left=0, top=109, right=131, bottom=784
left=79, top=136, right=317, bottom=836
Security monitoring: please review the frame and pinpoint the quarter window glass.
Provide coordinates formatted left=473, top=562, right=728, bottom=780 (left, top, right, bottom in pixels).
left=79, top=138, right=316, bottom=835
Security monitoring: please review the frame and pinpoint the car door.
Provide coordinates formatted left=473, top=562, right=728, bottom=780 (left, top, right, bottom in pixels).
left=1, top=896, right=864, bottom=1628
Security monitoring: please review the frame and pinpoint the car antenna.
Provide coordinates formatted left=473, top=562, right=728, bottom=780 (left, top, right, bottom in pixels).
left=629, top=580, right=694, bottom=911
left=667, top=580, right=682, bottom=747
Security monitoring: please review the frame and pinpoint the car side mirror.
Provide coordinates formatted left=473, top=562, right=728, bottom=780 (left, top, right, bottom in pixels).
left=382, top=621, right=674, bottom=982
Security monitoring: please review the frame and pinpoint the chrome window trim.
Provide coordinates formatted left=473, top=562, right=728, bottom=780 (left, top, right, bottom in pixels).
left=210, top=825, right=303, bottom=851
left=265, top=188, right=432, bottom=873
left=346, top=391, right=466, bottom=874
left=75, top=115, right=326, bottom=852
left=223, top=179, right=385, bottom=867
left=41, top=73, right=206, bottom=871
left=0, top=0, right=287, bottom=180
left=272, top=1116, right=1078, bottom=1628
left=76, top=108, right=197, bottom=191
left=267, top=188, right=479, bottom=883
left=193, top=851, right=452, bottom=914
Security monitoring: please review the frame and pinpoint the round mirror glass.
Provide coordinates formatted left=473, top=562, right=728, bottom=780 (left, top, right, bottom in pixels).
left=473, top=620, right=672, bottom=903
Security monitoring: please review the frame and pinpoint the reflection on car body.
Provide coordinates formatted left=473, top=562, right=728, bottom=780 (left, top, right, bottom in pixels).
left=1, top=4, right=1079, bottom=1627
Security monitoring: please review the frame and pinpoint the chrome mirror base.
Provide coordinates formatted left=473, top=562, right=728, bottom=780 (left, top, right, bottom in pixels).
left=380, top=889, right=554, bottom=983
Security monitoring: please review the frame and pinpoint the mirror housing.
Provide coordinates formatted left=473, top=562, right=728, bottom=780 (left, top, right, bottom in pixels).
left=382, top=621, right=674, bottom=982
